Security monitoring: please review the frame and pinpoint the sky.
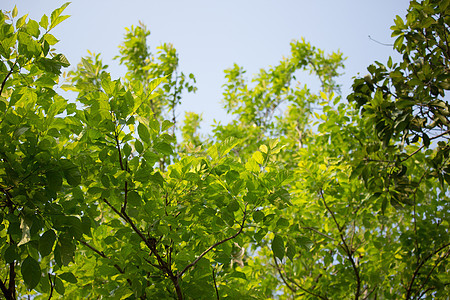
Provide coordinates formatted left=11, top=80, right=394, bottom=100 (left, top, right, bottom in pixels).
left=4, top=0, right=411, bottom=132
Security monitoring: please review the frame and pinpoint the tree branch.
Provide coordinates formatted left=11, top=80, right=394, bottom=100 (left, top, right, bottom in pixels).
left=414, top=248, right=449, bottom=299
left=79, top=239, right=143, bottom=294
left=275, top=256, right=328, bottom=300
left=178, top=204, right=247, bottom=278
left=47, top=274, right=54, bottom=300
left=272, top=255, right=297, bottom=295
left=319, top=189, right=361, bottom=300
left=0, top=277, right=14, bottom=300
left=0, top=61, right=17, bottom=97
left=212, top=267, right=220, bottom=300
left=101, top=196, right=182, bottom=299
left=300, top=226, right=335, bottom=241
left=101, top=198, right=125, bottom=219
left=80, top=240, right=126, bottom=275
left=8, top=262, right=15, bottom=299
left=406, top=242, right=450, bottom=299
left=401, top=130, right=450, bottom=163
left=114, top=131, right=125, bottom=171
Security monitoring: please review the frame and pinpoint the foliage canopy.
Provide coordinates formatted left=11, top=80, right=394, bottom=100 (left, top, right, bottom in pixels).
left=0, top=1, right=449, bottom=299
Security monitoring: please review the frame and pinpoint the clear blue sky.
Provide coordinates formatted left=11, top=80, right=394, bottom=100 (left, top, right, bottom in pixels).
left=5, top=0, right=411, bottom=131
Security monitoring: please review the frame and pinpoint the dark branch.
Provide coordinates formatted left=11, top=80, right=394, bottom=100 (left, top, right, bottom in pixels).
left=300, top=226, right=335, bottom=241
left=406, top=243, right=450, bottom=299
left=0, top=277, right=13, bottom=300
left=101, top=197, right=181, bottom=298
left=0, top=61, right=17, bottom=97
left=401, top=130, right=450, bottom=163
left=101, top=198, right=125, bottom=219
left=273, top=255, right=297, bottom=294
left=280, top=264, right=328, bottom=300
left=178, top=204, right=248, bottom=278
left=319, top=189, right=361, bottom=300
left=414, top=248, right=450, bottom=299
left=47, top=274, right=54, bottom=300
left=368, top=35, right=394, bottom=47
left=212, top=267, right=220, bottom=300
left=80, top=240, right=126, bottom=275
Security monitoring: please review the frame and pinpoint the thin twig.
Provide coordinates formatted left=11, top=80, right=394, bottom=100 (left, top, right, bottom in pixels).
left=368, top=35, right=394, bottom=47
left=47, top=274, right=53, bottom=300
left=114, top=131, right=125, bottom=171
left=279, top=262, right=328, bottom=300
left=406, top=243, right=450, bottom=299
left=300, top=226, right=335, bottom=241
left=401, top=130, right=450, bottom=163
left=212, top=267, right=220, bottom=300
left=319, top=189, right=361, bottom=300
left=80, top=240, right=125, bottom=274
left=414, top=249, right=450, bottom=299
left=101, top=198, right=124, bottom=219
left=0, top=61, right=17, bottom=97
left=178, top=204, right=248, bottom=278
left=273, top=255, right=296, bottom=294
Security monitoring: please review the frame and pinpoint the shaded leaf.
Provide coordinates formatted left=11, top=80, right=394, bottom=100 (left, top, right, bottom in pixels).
left=21, top=256, right=41, bottom=289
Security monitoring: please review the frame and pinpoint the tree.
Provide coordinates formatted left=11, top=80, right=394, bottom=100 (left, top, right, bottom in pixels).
left=0, top=4, right=83, bottom=299
left=0, top=1, right=448, bottom=299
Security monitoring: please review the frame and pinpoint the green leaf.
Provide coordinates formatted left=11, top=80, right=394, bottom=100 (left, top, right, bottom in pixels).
left=137, top=122, right=150, bottom=143
left=252, top=151, right=264, bottom=164
left=87, top=187, right=103, bottom=194
left=161, top=120, right=174, bottom=131
left=148, top=76, right=168, bottom=93
left=14, top=127, right=29, bottom=138
left=44, top=34, right=59, bottom=46
left=39, top=230, right=56, bottom=257
left=26, top=20, right=40, bottom=38
left=253, top=210, right=264, bottom=223
left=46, top=170, right=63, bottom=193
left=61, top=160, right=81, bottom=186
left=259, top=144, right=268, bottom=154
left=272, top=235, right=285, bottom=260
left=276, top=217, right=290, bottom=227
left=221, top=137, right=240, bottom=157
left=21, top=256, right=41, bottom=289
left=4, top=245, right=20, bottom=263
left=149, top=118, right=160, bottom=133
left=394, top=35, right=404, bottom=51
left=286, top=242, right=296, bottom=261
left=154, top=142, right=173, bottom=155
left=54, top=54, right=70, bottom=67
left=135, top=140, right=144, bottom=154
left=16, top=15, right=28, bottom=29
left=59, top=272, right=77, bottom=283
left=227, top=200, right=240, bottom=212
left=128, top=190, right=141, bottom=207
left=149, top=171, right=165, bottom=187
left=230, top=271, right=247, bottom=280
left=50, top=2, right=70, bottom=30
left=55, top=236, right=75, bottom=266
left=12, top=6, right=18, bottom=18
left=101, top=74, right=115, bottom=94
left=245, top=158, right=260, bottom=173
left=39, top=14, right=49, bottom=29
left=54, top=276, right=65, bottom=295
